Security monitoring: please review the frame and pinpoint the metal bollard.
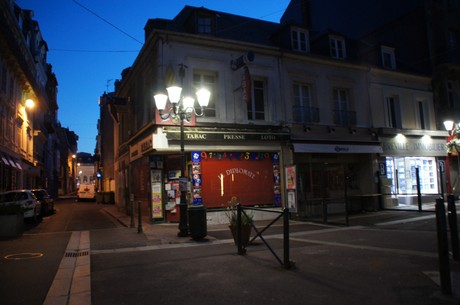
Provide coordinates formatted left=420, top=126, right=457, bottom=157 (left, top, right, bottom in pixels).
left=447, top=195, right=459, bottom=261
left=435, top=198, right=452, bottom=295
left=137, top=201, right=143, bottom=233
left=130, top=200, right=135, bottom=228
left=283, top=208, right=291, bottom=269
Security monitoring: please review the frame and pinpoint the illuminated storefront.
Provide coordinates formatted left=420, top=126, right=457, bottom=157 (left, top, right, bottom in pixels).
left=380, top=134, right=447, bottom=207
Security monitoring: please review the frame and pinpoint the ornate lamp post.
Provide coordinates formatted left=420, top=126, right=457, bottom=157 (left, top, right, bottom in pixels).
left=154, top=86, right=210, bottom=237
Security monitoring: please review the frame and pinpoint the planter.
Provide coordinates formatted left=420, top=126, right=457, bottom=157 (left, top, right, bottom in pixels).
left=229, top=224, right=252, bottom=247
left=0, top=214, right=24, bottom=238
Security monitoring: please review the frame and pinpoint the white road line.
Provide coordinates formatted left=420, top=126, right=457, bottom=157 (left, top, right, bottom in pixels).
left=286, top=237, right=437, bottom=258
left=43, top=231, right=91, bottom=305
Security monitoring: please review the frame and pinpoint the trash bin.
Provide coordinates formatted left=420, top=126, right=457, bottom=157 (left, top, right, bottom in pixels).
left=188, top=204, right=207, bottom=240
left=96, top=192, right=104, bottom=204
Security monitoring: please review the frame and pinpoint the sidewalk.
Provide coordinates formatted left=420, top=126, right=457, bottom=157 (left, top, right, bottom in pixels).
left=95, top=205, right=460, bottom=305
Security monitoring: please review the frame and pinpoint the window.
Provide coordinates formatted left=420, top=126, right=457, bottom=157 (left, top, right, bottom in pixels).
left=247, top=79, right=265, bottom=120
left=381, top=46, right=396, bottom=69
left=333, top=88, right=355, bottom=125
left=293, top=83, right=318, bottom=123
left=291, top=29, right=309, bottom=52
left=329, top=35, right=346, bottom=59
left=385, top=95, right=402, bottom=128
left=193, top=71, right=216, bottom=117
left=197, top=13, right=213, bottom=34
left=417, top=100, right=430, bottom=130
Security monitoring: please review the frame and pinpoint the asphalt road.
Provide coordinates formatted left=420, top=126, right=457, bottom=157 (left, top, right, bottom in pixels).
left=1, top=200, right=459, bottom=305
left=0, top=198, right=118, bottom=305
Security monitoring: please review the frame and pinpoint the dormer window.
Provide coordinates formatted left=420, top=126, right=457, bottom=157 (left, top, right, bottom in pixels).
left=381, top=46, right=396, bottom=69
left=197, top=12, right=213, bottom=34
left=329, top=35, right=346, bottom=59
left=291, top=28, right=309, bottom=52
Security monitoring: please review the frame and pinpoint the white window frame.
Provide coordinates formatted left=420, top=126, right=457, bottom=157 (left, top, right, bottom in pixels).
left=291, top=28, right=309, bottom=52
left=247, top=77, right=266, bottom=121
left=293, top=83, right=313, bottom=122
left=329, top=35, right=346, bottom=59
left=385, top=95, right=402, bottom=128
left=381, top=46, right=396, bottom=69
left=416, top=99, right=430, bottom=130
left=193, top=70, right=217, bottom=118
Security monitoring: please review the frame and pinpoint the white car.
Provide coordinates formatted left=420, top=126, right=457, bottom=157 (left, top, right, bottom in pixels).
left=0, top=190, right=41, bottom=219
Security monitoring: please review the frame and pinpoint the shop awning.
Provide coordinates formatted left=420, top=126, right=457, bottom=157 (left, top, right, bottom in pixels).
left=293, top=143, right=383, bottom=154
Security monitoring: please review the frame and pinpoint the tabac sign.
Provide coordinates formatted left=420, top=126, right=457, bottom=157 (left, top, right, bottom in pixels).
left=165, top=131, right=290, bottom=142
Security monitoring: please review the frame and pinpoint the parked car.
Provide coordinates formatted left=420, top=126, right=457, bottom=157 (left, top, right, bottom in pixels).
left=77, top=184, right=96, bottom=201
left=31, top=189, right=54, bottom=216
left=0, top=190, right=41, bottom=220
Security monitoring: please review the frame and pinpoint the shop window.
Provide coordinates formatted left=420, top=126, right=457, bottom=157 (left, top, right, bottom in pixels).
left=329, top=35, right=346, bottom=59
left=293, top=83, right=318, bottom=123
left=247, top=79, right=266, bottom=120
left=386, top=157, right=438, bottom=195
left=385, top=95, right=402, bottom=128
left=193, top=71, right=216, bottom=117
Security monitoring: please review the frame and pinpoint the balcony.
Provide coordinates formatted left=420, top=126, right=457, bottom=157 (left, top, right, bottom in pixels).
left=333, top=110, right=356, bottom=126
left=293, top=106, right=320, bottom=123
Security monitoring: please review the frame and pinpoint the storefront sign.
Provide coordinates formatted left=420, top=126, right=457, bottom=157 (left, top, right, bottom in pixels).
left=191, top=151, right=281, bottom=207
left=293, top=143, right=382, bottom=154
left=381, top=138, right=447, bottom=157
left=166, top=131, right=290, bottom=142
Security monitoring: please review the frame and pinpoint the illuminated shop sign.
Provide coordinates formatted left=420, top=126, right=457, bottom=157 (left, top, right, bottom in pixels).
left=166, top=132, right=290, bottom=142
left=191, top=151, right=281, bottom=208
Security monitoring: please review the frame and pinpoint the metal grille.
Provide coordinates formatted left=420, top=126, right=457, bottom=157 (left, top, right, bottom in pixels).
left=65, top=250, right=89, bottom=257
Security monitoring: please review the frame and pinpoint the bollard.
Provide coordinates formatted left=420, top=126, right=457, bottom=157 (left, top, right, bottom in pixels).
left=130, top=200, right=135, bottom=228
left=237, top=204, right=244, bottom=255
left=283, top=208, right=291, bottom=269
left=137, top=201, right=143, bottom=233
left=416, top=168, right=422, bottom=211
left=447, top=195, right=459, bottom=261
left=435, top=198, right=452, bottom=295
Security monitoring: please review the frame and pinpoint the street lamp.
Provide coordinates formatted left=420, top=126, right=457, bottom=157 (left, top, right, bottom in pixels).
left=154, top=86, right=211, bottom=237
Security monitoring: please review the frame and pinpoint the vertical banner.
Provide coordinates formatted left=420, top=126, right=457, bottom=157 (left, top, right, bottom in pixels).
left=285, top=165, right=297, bottom=212
left=150, top=170, right=163, bottom=219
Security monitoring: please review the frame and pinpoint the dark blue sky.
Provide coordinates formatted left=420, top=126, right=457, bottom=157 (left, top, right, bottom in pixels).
left=15, top=0, right=290, bottom=153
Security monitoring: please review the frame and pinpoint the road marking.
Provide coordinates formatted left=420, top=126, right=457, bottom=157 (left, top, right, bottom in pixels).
left=285, top=237, right=437, bottom=258
left=43, top=231, right=91, bottom=305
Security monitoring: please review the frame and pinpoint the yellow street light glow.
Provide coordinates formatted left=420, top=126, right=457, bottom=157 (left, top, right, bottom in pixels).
left=25, top=99, right=35, bottom=109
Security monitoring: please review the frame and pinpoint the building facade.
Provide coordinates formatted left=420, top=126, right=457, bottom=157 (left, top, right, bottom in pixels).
left=100, top=1, right=455, bottom=224
left=0, top=1, right=76, bottom=196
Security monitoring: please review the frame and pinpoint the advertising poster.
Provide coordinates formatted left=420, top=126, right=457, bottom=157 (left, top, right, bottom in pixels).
left=284, top=165, right=297, bottom=212
left=150, top=170, right=163, bottom=219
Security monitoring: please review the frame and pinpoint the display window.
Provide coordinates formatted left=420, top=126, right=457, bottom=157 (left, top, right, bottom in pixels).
left=191, top=151, right=281, bottom=208
left=385, top=156, right=438, bottom=194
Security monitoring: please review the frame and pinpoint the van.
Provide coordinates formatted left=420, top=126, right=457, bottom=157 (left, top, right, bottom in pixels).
left=77, top=184, right=96, bottom=201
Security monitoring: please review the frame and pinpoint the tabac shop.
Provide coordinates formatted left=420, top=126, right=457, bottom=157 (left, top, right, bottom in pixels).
left=379, top=135, right=446, bottom=207
left=148, top=129, right=288, bottom=223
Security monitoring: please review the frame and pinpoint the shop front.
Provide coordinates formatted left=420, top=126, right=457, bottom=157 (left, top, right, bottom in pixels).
left=146, top=127, right=289, bottom=224
left=379, top=133, right=447, bottom=208
left=292, top=142, right=382, bottom=218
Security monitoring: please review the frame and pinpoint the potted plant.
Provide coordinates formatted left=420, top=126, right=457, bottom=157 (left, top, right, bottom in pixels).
left=0, top=204, right=28, bottom=237
left=224, top=196, right=253, bottom=246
